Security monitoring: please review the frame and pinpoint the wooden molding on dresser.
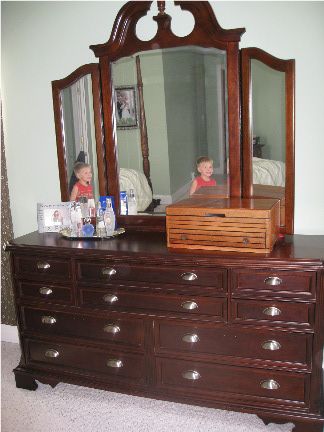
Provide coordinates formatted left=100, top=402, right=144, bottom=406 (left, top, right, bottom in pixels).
left=6, top=231, right=324, bottom=432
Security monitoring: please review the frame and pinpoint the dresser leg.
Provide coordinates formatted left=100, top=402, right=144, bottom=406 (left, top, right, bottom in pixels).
left=257, top=415, right=290, bottom=426
left=14, top=368, right=38, bottom=391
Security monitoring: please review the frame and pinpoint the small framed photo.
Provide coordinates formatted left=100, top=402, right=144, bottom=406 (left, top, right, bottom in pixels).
left=37, top=202, right=72, bottom=233
left=115, top=86, right=138, bottom=129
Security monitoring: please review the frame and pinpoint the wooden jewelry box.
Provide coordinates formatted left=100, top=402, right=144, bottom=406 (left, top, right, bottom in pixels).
left=166, top=197, right=280, bottom=253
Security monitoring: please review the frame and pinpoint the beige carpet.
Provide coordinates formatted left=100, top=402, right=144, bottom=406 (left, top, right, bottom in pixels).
left=1, top=342, right=294, bottom=432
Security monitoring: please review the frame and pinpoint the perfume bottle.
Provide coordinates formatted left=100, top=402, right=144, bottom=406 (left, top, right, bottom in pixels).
left=104, top=197, right=116, bottom=236
left=127, top=189, right=137, bottom=215
left=82, top=221, right=95, bottom=237
left=96, top=201, right=106, bottom=237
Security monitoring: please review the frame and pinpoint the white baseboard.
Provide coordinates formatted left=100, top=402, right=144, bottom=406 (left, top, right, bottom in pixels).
left=1, top=324, right=19, bottom=343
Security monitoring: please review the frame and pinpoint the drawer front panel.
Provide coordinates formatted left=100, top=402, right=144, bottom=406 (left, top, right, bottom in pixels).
left=22, top=307, right=144, bottom=348
left=18, top=281, right=72, bottom=304
left=80, top=289, right=227, bottom=320
left=77, top=262, right=226, bottom=292
left=26, top=339, right=145, bottom=384
left=156, top=322, right=311, bottom=366
left=232, top=269, right=316, bottom=299
left=156, top=358, right=307, bottom=404
left=231, top=299, right=315, bottom=329
left=168, top=228, right=266, bottom=249
left=14, top=256, right=71, bottom=281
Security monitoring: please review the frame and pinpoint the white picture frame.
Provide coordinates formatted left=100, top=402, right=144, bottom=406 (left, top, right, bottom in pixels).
left=37, top=202, right=72, bottom=233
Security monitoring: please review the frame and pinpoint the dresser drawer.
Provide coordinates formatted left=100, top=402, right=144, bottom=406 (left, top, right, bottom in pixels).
left=21, top=307, right=144, bottom=348
left=155, top=322, right=312, bottom=367
left=231, top=299, right=315, bottom=329
left=17, top=281, right=72, bottom=304
left=14, top=255, right=71, bottom=282
left=156, top=358, right=308, bottom=405
left=80, top=288, right=227, bottom=320
left=77, top=261, right=226, bottom=293
left=25, top=339, right=145, bottom=384
left=232, top=269, right=316, bottom=299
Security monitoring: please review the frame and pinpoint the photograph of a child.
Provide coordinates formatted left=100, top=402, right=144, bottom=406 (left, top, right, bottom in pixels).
left=115, top=86, right=138, bottom=129
left=52, top=210, right=63, bottom=225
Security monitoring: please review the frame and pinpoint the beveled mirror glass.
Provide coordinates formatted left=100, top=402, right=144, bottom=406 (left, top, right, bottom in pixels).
left=52, top=64, right=106, bottom=202
left=112, top=46, right=229, bottom=214
left=241, top=48, right=295, bottom=234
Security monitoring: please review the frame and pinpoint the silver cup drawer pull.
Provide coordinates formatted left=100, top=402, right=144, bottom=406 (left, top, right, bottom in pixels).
left=262, top=306, right=282, bottom=317
left=37, top=261, right=51, bottom=270
left=106, top=359, right=123, bottom=368
left=261, top=340, right=281, bottom=351
left=103, top=294, right=119, bottom=304
left=103, top=324, right=120, bottom=334
left=45, top=349, right=59, bottom=358
left=260, top=379, right=280, bottom=390
left=102, top=268, right=117, bottom=277
left=264, top=276, right=282, bottom=286
left=182, top=333, right=200, bottom=343
left=181, top=272, right=198, bottom=281
left=41, top=316, right=57, bottom=325
left=39, top=287, right=53, bottom=296
left=182, top=370, right=201, bottom=380
left=181, top=301, right=198, bottom=310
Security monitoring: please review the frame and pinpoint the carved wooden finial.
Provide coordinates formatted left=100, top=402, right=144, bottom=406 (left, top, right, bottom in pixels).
left=157, top=1, right=166, bottom=15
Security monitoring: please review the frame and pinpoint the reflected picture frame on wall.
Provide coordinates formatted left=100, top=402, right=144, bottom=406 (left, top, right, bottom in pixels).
left=115, top=86, right=138, bottom=129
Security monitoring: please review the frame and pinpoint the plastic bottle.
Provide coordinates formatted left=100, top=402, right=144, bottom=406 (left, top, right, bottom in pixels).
left=96, top=201, right=106, bottom=237
left=103, top=197, right=116, bottom=236
left=127, top=189, right=138, bottom=215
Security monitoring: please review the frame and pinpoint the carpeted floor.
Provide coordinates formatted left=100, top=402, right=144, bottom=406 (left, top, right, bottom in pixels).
left=1, top=341, right=294, bottom=432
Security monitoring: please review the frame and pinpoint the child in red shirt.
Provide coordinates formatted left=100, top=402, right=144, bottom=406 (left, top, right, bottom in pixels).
left=189, top=156, right=216, bottom=195
left=70, top=162, right=93, bottom=201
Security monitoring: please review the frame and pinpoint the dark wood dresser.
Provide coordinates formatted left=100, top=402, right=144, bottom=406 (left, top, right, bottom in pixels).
left=7, top=231, right=324, bottom=431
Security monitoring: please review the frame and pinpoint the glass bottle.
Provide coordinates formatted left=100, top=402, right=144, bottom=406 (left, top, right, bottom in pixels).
left=96, top=201, right=106, bottom=237
left=103, top=197, right=116, bottom=236
left=127, top=189, right=138, bottom=215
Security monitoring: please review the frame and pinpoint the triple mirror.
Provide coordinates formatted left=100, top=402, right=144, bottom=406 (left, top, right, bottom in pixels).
left=52, top=1, right=295, bottom=234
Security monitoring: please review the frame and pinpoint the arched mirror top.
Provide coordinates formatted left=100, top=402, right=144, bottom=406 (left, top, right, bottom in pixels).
left=90, top=1, right=245, bottom=59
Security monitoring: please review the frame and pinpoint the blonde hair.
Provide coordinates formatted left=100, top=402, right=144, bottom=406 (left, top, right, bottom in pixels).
left=196, top=156, right=213, bottom=168
left=74, top=162, right=91, bottom=177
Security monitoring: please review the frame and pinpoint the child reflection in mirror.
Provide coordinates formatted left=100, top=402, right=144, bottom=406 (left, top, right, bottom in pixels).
left=189, top=156, right=217, bottom=195
left=70, top=162, right=94, bottom=202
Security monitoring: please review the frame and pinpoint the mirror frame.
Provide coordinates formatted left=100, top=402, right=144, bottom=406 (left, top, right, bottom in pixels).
left=241, top=47, right=295, bottom=234
left=90, top=1, right=245, bottom=231
left=52, top=63, right=107, bottom=202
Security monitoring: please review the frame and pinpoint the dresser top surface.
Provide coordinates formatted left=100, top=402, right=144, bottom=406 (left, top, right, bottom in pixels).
left=7, top=231, right=324, bottom=266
